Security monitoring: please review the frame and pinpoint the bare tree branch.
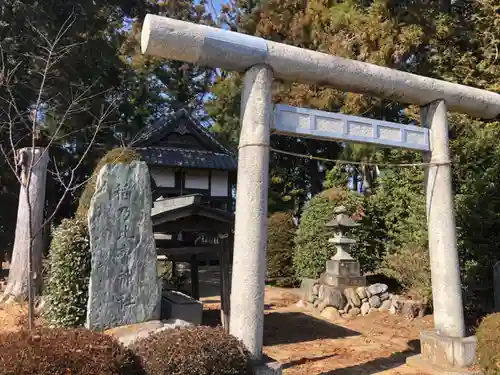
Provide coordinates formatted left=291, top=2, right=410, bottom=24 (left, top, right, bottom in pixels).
left=35, top=100, right=116, bottom=237
left=0, top=14, right=114, bottom=329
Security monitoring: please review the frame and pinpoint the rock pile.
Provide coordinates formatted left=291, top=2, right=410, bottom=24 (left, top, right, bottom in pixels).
left=299, top=279, right=426, bottom=320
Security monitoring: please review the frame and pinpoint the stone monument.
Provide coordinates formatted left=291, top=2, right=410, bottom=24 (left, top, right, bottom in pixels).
left=86, top=161, right=160, bottom=331
left=319, top=206, right=366, bottom=290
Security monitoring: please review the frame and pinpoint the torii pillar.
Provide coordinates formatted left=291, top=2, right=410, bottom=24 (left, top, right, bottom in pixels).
left=141, top=14, right=500, bottom=374
left=230, top=64, right=274, bottom=359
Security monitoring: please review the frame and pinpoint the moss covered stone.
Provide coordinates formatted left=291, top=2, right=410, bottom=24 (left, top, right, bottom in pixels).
left=76, top=147, right=141, bottom=218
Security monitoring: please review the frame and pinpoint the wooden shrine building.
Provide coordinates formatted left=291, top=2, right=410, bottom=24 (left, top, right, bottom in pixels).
left=134, top=110, right=237, bottom=330
left=151, top=194, right=233, bottom=328
left=135, top=109, right=237, bottom=212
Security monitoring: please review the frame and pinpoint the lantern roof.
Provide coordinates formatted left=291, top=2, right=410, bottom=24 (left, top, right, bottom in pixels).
left=325, top=205, right=359, bottom=228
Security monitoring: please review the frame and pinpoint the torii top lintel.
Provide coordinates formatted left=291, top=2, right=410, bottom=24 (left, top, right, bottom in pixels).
left=141, top=14, right=500, bottom=119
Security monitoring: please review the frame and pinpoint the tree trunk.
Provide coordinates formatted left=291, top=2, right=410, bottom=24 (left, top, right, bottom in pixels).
left=2, top=147, right=49, bottom=301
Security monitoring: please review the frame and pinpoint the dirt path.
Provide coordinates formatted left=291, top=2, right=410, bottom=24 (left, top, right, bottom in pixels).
left=203, top=287, right=431, bottom=375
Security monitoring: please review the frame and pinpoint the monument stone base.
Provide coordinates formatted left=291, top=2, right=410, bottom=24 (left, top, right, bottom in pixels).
left=161, top=290, right=203, bottom=325
left=406, top=330, right=480, bottom=375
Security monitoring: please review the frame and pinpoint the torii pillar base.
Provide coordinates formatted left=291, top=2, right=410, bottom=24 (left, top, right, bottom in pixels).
left=406, top=331, right=479, bottom=375
left=251, top=355, right=282, bottom=375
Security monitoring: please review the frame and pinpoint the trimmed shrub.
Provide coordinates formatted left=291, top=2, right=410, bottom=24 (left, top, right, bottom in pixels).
left=380, top=244, right=432, bottom=303
left=369, top=166, right=427, bottom=253
left=369, top=167, right=430, bottom=302
left=76, top=147, right=141, bottom=218
left=132, top=326, right=252, bottom=375
left=293, top=188, right=366, bottom=279
left=0, top=328, right=144, bottom=375
left=476, top=313, right=500, bottom=375
left=267, top=211, right=296, bottom=286
left=44, top=218, right=90, bottom=328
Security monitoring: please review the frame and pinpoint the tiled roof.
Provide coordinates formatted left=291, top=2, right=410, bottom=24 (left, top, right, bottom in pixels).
left=134, top=109, right=233, bottom=155
left=137, top=146, right=237, bottom=170
left=194, top=118, right=234, bottom=156
left=133, top=109, right=237, bottom=171
left=133, top=109, right=185, bottom=146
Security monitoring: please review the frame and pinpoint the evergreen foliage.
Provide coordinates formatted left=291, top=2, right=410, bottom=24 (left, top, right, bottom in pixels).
left=368, top=157, right=427, bottom=253
left=293, top=188, right=381, bottom=279
left=1, top=0, right=500, bottom=319
left=122, top=0, right=216, bottom=136
left=0, top=0, right=215, bottom=258
left=321, top=155, right=430, bottom=299
left=210, top=0, right=500, bottom=311
left=0, top=0, right=150, bottom=264
left=451, top=116, right=500, bottom=313
left=380, top=245, right=432, bottom=303
left=43, top=218, right=90, bottom=328
left=266, top=211, right=296, bottom=286
left=370, top=164, right=430, bottom=301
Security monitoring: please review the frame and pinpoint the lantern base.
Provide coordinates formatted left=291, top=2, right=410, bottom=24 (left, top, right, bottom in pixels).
left=319, top=273, right=366, bottom=290
left=326, top=259, right=361, bottom=277
left=320, top=259, right=365, bottom=290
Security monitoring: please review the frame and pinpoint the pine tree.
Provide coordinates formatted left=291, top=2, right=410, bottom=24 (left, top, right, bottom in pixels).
left=121, top=0, right=216, bottom=145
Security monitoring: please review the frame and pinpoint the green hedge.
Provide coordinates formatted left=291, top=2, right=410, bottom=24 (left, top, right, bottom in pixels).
left=369, top=167, right=430, bottom=302
left=293, top=188, right=365, bottom=279
left=267, top=211, right=296, bottom=286
left=44, top=218, right=91, bottom=328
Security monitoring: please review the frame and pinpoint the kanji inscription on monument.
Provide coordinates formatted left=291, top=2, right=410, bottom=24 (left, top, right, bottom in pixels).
left=86, top=161, right=159, bottom=331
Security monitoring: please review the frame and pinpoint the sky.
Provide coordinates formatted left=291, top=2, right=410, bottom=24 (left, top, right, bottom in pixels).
left=205, top=0, right=229, bottom=15
left=210, top=0, right=225, bottom=12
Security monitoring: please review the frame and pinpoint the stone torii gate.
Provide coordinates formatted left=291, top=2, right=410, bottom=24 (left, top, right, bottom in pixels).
left=141, top=14, right=500, bottom=374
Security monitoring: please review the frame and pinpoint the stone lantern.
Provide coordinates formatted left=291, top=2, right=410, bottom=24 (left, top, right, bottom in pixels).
left=319, top=205, right=366, bottom=290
